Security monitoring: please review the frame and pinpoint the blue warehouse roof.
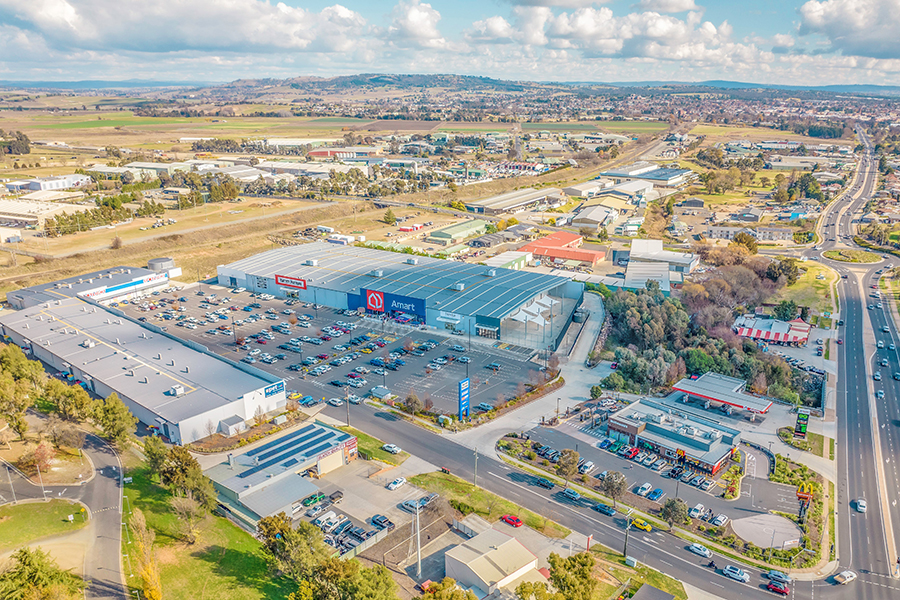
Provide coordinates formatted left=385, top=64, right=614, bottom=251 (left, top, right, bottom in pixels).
left=220, top=242, right=571, bottom=320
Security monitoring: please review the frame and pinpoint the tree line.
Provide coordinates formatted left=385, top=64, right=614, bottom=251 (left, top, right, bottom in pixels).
left=0, top=130, right=30, bottom=155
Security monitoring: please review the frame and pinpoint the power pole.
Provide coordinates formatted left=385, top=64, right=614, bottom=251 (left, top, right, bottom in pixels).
left=415, top=504, right=422, bottom=578
left=473, top=448, right=478, bottom=487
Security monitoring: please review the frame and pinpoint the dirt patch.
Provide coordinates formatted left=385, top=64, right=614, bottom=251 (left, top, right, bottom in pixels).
left=0, top=438, right=93, bottom=485
left=352, top=120, right=440, bottom=132
left=154, top=546, right=179, bottom=566
left=187, top=411, right=309, bottom=453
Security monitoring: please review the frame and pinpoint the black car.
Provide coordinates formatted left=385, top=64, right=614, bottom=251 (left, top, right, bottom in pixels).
left=329, top=380, right=347, bottom=387
left=593, top=503, right=617, bottom=516
left=536, top=477, right=555, bottom=489
left=371, top=514, right=395, bottom=531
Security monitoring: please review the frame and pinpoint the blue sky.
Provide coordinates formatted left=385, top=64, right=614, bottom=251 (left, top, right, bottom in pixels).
left=0, top=0, right=898, bottom=86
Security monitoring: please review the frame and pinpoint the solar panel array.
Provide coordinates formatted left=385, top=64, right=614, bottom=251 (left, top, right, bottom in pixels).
left=238, top=423, right=350, bottom=479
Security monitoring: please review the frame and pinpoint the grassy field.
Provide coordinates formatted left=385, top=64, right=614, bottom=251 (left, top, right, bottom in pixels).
left=521, top=122, right=600, bottom=131
left=590, top=544, right=688, bottom=600
left=823, top=249, right=880, bottom=263
left=770, top=262, right=836, bottom=314
left=0, top=499, right=88, bottom=552
left=409, top=472, right=571, bottom=538
left=599, top=121, right=669, bottom=135
left=689, top=124, right=850, bottom=146
left=122, top=464, right=293, bottom=600
left=339, top=426, right=409, bottom=465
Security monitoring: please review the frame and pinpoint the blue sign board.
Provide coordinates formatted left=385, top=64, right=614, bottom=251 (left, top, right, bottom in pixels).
left=361, top=289, right=426, bottom=317
left=265, top=381, right=285, bottom=398
left=458, top=378, right=470, bottom=420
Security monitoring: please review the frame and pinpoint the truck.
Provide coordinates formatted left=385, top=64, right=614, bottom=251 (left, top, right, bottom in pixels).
left=834, top=571, right=857, bottom=585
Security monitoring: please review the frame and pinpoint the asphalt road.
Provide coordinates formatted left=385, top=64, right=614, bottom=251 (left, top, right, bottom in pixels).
left=815, top=131, right=900, bottom=599
left=0, top=431, right=126, bottom=600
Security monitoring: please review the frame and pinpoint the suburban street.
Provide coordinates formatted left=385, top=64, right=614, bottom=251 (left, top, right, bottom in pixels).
left=0, top=431, right=126, bottom=600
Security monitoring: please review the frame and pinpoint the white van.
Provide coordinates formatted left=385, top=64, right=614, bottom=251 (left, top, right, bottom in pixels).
left=579, top=461, right=595, bottom=475
left=313, top=511, right=336, bottom=528
left=688, top=504, right=705, bottom=519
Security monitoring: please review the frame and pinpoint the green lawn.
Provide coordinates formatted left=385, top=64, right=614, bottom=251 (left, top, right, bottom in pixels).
left=770, top=262, right=835, bottom=313
left=591, top=544, right=688, bottom=600
left=521, top=122, right=600, bottom=131
left=0, top=499, right=88, bottom=552
left=409, top=472, right=570, bottom=538
left=31, top=116, right=196, bottom=129
left=822, top=249, right=880, bottom=263
left=122, top=465, right=294, bottom=600
left=339, top=426, right=409, bottom=465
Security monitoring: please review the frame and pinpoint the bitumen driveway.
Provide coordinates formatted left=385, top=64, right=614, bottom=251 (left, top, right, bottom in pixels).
left=0, top=430, right=126, bottom=600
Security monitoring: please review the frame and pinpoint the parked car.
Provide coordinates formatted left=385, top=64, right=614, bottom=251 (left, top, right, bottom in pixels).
left=593, top=503, right=616, bottom=516
left=387, top=477, right=407, bottom=491
left=635, top=483, right=652, bottom=497
left=501, top=515, right=523, bottom=527
left=647, top=488, right=666, bottom=502
left=382, top=444, right=402, bottom=454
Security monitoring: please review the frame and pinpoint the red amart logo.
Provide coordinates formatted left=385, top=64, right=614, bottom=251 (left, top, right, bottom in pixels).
left=366, top=290, right=384, bottom=312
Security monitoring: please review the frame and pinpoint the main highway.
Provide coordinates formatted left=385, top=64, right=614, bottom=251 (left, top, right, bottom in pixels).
left=317, top=132, right=900, bottom=600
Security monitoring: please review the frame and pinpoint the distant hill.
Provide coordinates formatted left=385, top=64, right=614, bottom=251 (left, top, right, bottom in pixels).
left=597, top=79, right=900, bottom=95
left=0, top=79, right=210, bottom=90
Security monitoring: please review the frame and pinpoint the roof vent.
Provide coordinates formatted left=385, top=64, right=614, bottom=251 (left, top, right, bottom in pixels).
left=371, top=269, right=384, bottom=277
left=453, top=282, right=466, bottom=291
left=305, top=259, right=318, bottom=266
left=81, top=339, right=95, bottom=348
left=485, top=269, right=497, bottom=277
left=171, top=384, right=185, bottom=397
left=141, top=377, right=148, bottom=383
left=406, top=258, right=418, bottom=265
left=185, top=366, right=190, bottom=373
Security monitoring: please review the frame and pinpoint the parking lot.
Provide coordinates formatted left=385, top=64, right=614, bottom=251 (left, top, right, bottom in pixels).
left=115, top=284, right=540, bottom=414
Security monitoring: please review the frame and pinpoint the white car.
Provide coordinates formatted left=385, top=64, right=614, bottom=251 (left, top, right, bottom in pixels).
left=382, top=444, right=402, bottom=454
left=688, top=543, right=711, bottom=558
left=723, top=565, right=749, bottom=583
left=327, top=398, right=344, bottom=407
left=387, top=477, right=407, bottom=490
left=712, top=514, right=729, bottom=527
left=635, top=483, right=652, bottom=497
left=857, top=498, right=867, bottom=513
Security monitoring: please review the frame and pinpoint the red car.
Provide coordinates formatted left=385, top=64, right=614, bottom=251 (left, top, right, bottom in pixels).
left=501, top=515, right=523, bottom=528
left=320, top=335, right=332, bottom=341
left=316, top=354, right=329, bottom=360
left=836, top=339, right=843, bottom=345
left=766, top=581, right=789, bottom=595
left=610, top=362, right=618, bottom=369
left=256, top=339, right=267, bottom=344
left=347, top=373, right=362, bottom=379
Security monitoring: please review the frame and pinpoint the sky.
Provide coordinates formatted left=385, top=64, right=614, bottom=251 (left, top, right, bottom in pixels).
left=1, top=0, right=900, bottom=86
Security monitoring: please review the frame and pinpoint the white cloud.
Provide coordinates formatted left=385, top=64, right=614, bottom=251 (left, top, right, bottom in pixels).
left=798, top=0, right=900, bottom=59
left=388, top=0, right=446, bottom=49
left=505, top=0, right=606, bottom=7
left=468, top=16, right=515, bottom=42
left=0, top=0, right=367, bottom=53
left=634, top=0, right=700, bottom=12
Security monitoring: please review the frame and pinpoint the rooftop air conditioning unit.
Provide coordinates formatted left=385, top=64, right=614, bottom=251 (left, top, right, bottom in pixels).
left=453, top=282, right=465, bottom=291
left=170, top=384, right=185, bottom=397
left=371, top=269, right=384, bottom=277
left=485, top=269, right=497, bottom=277
left=683, top=426, right=696, bottom=436
left=305, top=259, right=318, bottom=267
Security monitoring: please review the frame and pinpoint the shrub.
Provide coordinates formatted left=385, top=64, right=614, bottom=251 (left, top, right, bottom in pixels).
left=450, top=500, right=475, bottom=515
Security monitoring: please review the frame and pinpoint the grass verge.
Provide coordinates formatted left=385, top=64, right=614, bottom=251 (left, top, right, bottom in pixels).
left=408, top=471, right=571, bottom=539
left=829, top=437, right=835, bottom=461
left=822, top=249, right=880, bottom=263
left=338, top=425, right=409, bottom=465
left=829, top=480, right=836, bottom=560
left=122, top=464, right=293, bottom=600
left=0, top=499, right=88, bottom=552
left=590, top=543, right=688, bottom=600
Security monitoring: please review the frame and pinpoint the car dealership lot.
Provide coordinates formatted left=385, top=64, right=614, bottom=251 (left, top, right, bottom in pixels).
left=117, top=286, right=541, bottom=414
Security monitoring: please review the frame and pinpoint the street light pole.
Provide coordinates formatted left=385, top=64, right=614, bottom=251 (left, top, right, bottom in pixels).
left=623, top=517, right=632, bottom=557
left=473, top=448, right=478, bottom=487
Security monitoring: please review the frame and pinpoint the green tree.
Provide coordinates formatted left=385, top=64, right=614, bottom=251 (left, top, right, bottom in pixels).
left=0, top=547, right=85, bottom=600
left=423, top=578, right=478, bottom=600
left=659, top=498, right=690, bottom=527
left=555, top=449, right=580, bottom=489
left=159, top=446, right=200, bottom=492
left=92, top=392, right=137, bottom=447
left=258, top=516, right=330, bottom=581
left=383, top=208, right=396, bottom=225
left=589, top=385, right=604, bottom=399
left=601, top=471, right=627, bottom=507
left=516, top=581, right=564, bottom=600
left=731, top=231, right=758, bottom=254
left=774, top=300, right=798, bottom=321
left=143, top=436, right=168, bottom=478
left=548, top=552, right=597, bottom=600
left=44, top=379, right=93, bottom=422
left=404, top=391, right=424, bottom=414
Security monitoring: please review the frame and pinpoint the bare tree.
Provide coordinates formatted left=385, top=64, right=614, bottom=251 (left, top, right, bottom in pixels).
left=0, top=428, right=12, bottom=450
left=253, top=405, right=266, bottom=427
left=602, top=471, right=627, bottom=507
left=130, top=508, right=163, bottom=600
left=58, top=426, right=86, bottom=452
left=204, top=419, right=216, bottom=439
left=170, top=496, right=205, bottom=544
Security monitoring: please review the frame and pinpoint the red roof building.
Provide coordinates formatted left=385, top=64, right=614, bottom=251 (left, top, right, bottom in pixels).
left=521, top=232, right=606, bottom=266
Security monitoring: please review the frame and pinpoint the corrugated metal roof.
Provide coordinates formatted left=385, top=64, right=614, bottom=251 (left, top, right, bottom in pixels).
left=221, top=242, right=568, bottom=320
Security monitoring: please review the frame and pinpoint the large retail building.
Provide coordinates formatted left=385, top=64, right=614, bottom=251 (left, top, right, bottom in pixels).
left=217, top=242, right=584, bottom=350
